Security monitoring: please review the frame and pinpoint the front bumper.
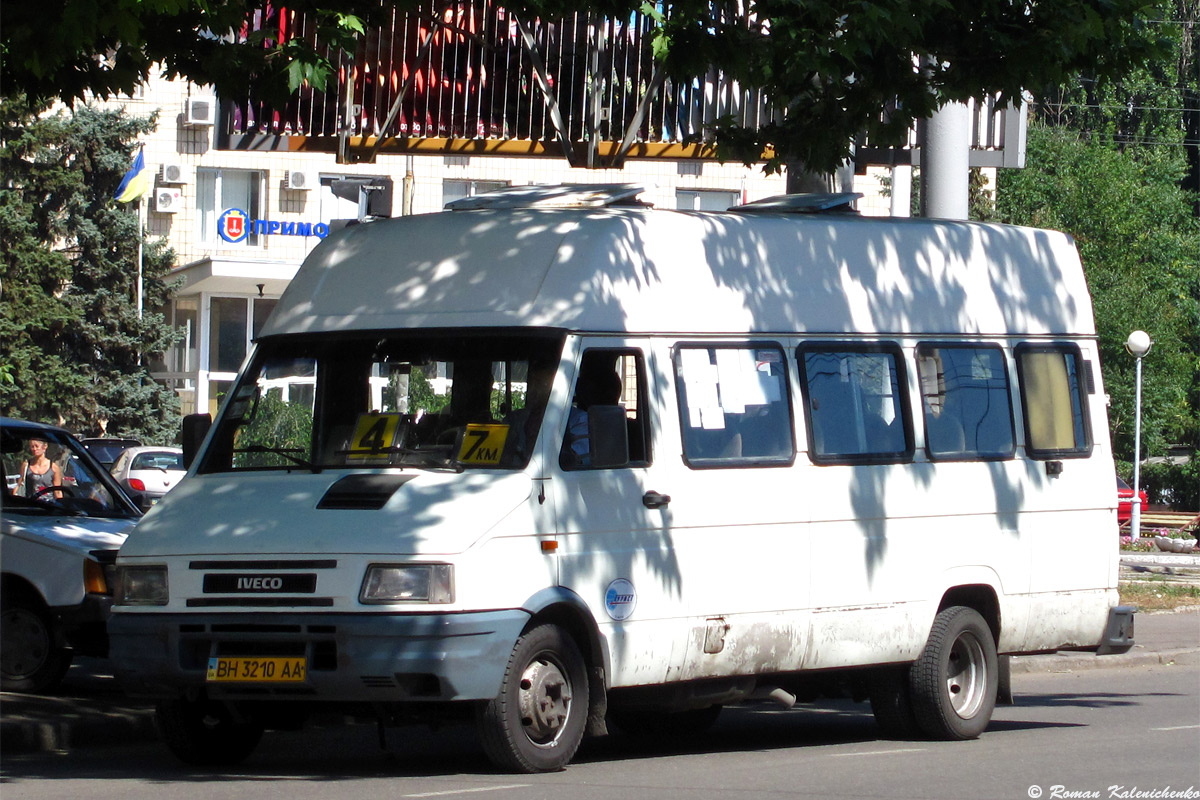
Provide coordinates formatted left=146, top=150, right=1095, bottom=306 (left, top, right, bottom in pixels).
left=54, top=594, right=115, bottom=657
left=108, top=609, right=530, bottom=702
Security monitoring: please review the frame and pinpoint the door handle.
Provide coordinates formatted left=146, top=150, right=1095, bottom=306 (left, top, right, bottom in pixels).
left=642, top=491, right=671, bottom=509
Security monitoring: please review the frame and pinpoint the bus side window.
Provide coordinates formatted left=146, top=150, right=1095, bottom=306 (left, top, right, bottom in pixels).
left=917, top=344, right=1015, bottom=460
left=674, top=344, right=794, bottom=468
left=798, top=345, right=912, bottom=463
left=1015, top=344, right=1092, bottom=458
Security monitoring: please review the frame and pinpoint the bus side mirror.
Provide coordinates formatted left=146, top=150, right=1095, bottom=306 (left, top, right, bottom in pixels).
left=588, top=405, right=630, bottom=468
left=182, top=413, right=212, bottom=469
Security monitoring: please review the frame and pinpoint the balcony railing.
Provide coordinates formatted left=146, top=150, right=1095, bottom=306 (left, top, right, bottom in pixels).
left=222, top=2, right=1021, bottom=169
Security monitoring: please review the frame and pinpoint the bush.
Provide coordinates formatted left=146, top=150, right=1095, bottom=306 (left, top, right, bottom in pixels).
left=1137, top=459, right=1199, bottom=510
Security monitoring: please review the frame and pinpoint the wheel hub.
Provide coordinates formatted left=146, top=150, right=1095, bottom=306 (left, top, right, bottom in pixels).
left=517, top=656, right=573, bottom=745
left=1, top=608, right=50, bottom=679
left=946, top=632, right=987, bottom=718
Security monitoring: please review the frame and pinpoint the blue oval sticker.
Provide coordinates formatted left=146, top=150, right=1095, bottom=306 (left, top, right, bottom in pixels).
left=604, top=579, right=637, bottom=621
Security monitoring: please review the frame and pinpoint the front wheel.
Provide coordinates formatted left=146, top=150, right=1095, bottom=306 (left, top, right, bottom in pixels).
left=476, top=624, right=589, bottom=773
left=156, top=699, right=263, bottom=766
left=909, top=606, right=998, bottom=740
left=0, top=590, right=72, bottom=693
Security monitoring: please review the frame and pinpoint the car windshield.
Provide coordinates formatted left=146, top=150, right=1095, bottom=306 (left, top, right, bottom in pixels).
left=198, top=330, right=565, bottom=474
left=2, top=426, right=140, bottom=518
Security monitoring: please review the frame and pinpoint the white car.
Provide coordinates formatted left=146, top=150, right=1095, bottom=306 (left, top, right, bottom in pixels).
left=1, top=417, right=142, bottom=693
left=110, top=446, right=185, bottom=510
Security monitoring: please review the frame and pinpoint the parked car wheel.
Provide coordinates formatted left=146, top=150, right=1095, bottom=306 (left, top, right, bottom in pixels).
left=0, top=587, right=73, bottom=693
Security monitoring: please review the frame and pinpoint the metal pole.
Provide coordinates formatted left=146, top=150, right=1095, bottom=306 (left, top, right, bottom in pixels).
left=918, top=101, right=971, bottom=220
left=1131, top=354, right=1144, bottom=541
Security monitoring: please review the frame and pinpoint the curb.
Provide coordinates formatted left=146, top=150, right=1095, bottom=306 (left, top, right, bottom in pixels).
left=1009, top=647, right=1200, bottom=674
left=0, top=695, right=157, bottom=755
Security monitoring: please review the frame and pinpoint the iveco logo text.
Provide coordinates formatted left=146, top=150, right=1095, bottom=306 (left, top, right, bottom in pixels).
left=237, top=577, right=284, bottom=591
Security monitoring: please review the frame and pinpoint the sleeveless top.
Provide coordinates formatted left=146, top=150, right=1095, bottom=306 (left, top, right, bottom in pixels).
left=24, top=464, right=55, bottom=498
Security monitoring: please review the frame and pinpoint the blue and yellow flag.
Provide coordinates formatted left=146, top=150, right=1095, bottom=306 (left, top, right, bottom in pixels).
left=114, top=148, right=150, bottom=203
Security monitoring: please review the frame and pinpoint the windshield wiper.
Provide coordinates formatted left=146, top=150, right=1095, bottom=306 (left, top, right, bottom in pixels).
left=328, top=446, right=465, bottom=473
left=234, top=445, right=320, bottom=473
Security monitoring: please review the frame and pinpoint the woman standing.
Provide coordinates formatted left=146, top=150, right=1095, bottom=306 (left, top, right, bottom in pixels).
left=16, top=436, right=63, bottom=500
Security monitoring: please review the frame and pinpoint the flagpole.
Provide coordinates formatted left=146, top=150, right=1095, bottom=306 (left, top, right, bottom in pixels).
left=137, top=196, right=145, bottom=319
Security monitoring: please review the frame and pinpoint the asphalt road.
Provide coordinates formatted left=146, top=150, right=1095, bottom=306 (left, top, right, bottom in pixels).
left=2, top=664, right=1197, bottom=800
left=2, top=608, right=1197, bottom=800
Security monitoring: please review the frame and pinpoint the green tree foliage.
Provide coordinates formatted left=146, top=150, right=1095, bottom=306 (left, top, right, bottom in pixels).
left=233, top=389, right=314, bottom=468
left=0, top=97, right=182, bottom=442
left=996, top=124, right=1199, bottom=472
left=0, top=0, right=1172, bottom=174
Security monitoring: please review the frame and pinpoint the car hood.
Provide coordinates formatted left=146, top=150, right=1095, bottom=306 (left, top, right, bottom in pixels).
left=1, top=512, right=135, bottom=556
left=120, top=469, right=534, bottom=557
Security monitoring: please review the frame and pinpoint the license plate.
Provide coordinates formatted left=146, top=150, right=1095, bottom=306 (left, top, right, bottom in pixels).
left=206, top=656, right=307, bottom=683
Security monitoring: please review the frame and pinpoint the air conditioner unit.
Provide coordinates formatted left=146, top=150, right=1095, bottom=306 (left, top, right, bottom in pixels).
left=283, top=169, right=315, bottom=191
left=184, top=97, right=216, bottom=126
left=159, top=163, right=187, bottom=184
left=155, top=188, right=183, bottom=213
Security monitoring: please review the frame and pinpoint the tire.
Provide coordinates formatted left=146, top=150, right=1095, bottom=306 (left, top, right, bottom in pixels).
left=868, top=667, right=922, bottom=739
left=909, top=606, right=998, bottom=740
left=156, top=699, right=263, bottom=766
left=0, top=590, right=72, bottom=694
left=996, top=654, right=1014, bottom=706
left=608, top=704, right=722, bottom=738
left=476, top=624, right=589, bottom=773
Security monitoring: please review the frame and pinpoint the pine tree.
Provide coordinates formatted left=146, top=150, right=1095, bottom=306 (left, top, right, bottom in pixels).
left=0, top=97, right=182, bottom=443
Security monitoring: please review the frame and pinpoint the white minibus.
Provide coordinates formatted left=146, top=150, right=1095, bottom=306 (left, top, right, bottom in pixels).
left=110, top=184, right=1133, bottom=772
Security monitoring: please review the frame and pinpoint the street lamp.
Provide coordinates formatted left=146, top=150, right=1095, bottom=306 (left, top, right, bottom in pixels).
left=1125, top=330, right=1152, bottom=540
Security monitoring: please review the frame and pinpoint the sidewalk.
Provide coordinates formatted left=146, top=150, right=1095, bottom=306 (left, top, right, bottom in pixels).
left=3, top=609, right=1197, bottom=756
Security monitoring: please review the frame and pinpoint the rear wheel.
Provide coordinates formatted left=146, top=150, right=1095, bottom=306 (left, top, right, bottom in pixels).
left=156, top=699, right=263, bottom=766
left=0, top=589, right=72, bottom=693
left=909, top=606, right=998, bottom=740
left=868, top=667, right=921, bottom=739
left=476, top=624, right=589, bottom=773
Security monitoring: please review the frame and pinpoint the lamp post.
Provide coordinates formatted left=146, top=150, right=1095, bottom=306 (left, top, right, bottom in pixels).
left=1125, top=330, right=1152, bottom=540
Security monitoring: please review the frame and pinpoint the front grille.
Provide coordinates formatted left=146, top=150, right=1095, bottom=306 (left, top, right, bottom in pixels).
left=188, top=559, right=337, bottom=609
left=176, top=626, right=338, bottom=672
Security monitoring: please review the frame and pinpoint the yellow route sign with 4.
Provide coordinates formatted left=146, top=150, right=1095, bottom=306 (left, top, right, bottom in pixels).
left=348, top=413, right=402, bottom=460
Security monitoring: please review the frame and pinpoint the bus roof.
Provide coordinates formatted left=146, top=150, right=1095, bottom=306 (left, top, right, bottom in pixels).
left=260, top=204, right=1093, bottom=339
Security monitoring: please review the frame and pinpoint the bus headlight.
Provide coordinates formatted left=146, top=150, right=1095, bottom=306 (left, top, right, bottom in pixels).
left=360, top=564, right=454, bottom=604
left=116, top=566, right=169, bottom=605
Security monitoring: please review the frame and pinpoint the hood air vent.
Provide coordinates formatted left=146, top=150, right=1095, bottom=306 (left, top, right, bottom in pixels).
left=317, top=474, right=415, bottom=510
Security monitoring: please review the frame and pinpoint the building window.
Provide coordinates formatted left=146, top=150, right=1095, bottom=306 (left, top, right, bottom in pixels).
left=209, top=297, right=249, bottom=373
left=917, top=344, right=1015, bottom=460
left=1016, top=344, right=1092, bottom=458
left=798, top=345, right=911, bottom=463
left=442, top=179, right=509, bottom=208
left=197, top=169, right=263, bottom=245
left=252, top=298, right=278, bottom=339
left=162, top=298, right=198, bottom=374
left=677, top=189, right=739, bottom=211
left=674, top=344, right=794, bottom=467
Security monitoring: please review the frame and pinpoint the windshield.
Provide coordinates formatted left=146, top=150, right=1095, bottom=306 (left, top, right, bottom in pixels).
left=1, top=425, right=141, bottom=518
left=199, top=331, right=565, bottom=474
